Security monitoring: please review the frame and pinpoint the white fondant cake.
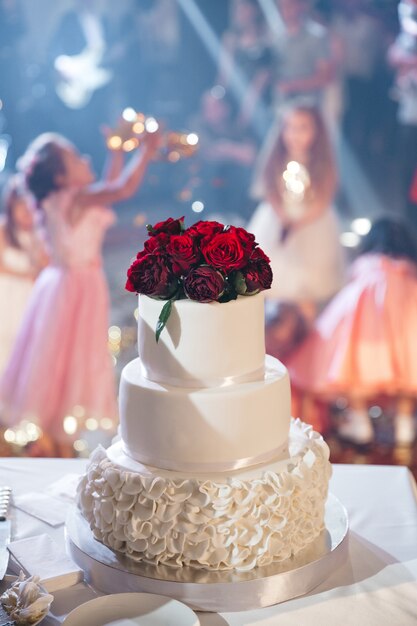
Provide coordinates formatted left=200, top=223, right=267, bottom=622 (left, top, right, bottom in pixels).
left=137, top=294, right=265, bottom=387
left=78, top=293, right=332, bottom=571
left=119, top=355, right=290, bottom=471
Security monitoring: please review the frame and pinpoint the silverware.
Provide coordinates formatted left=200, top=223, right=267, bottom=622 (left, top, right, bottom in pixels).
left=0, top=487, right=11, bottom=582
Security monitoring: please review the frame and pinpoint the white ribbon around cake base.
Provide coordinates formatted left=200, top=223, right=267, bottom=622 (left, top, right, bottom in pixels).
left=120, top=440, right=288, bottom=473
left=66, top=495, right=349, bottom=612
left=140, top=362, right=267, bottom=389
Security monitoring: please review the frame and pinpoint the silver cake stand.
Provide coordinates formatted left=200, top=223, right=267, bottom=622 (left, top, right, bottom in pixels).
left=66, top=494, right=349, bottom=612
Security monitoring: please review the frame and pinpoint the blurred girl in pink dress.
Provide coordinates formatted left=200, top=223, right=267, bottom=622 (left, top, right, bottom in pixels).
left=0, top=130, right=158, bottom=455
left=288, top=217, right=417, bottom=446
left=0, top=176, right=47, bottom=375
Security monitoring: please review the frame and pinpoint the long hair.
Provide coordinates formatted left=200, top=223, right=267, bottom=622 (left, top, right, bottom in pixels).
left=230, top=0, right=265, bottom=32
left=254, top=104, right=337, bottom=205
left=360, top=216, right=417, bottom=264
left=17, top=133, right=70, bottom=204
left=2, top=175, right=28, bottom=249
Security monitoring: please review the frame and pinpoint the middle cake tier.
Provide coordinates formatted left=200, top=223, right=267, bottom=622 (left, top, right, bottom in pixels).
left=119, top=354, right=290, bottom=472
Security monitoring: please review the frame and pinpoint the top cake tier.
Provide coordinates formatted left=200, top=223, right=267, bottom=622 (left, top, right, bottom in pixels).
left=138, top=293, right=265, bottom=388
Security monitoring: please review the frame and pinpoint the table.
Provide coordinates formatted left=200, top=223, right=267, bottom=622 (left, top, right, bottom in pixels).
left=1, top=458, right=417, bottom=625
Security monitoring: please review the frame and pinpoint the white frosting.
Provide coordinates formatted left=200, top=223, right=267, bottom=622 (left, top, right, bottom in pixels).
left=119, top=355, right=291, bottom=472
left=138, top=294, right=266, bottom=388
left=77, top=419, right=331, bottom=572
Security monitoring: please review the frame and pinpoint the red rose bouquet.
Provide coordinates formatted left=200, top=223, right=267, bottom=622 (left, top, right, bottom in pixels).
left=126, top=217, right=273, bottom=340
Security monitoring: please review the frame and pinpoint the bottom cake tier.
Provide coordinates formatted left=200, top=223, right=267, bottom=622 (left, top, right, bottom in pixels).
left=77, top=418, right=332, bottom=572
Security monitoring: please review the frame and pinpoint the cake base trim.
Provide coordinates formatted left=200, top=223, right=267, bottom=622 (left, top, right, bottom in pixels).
left=67, top=494, right=348, bottom=611
left=77, top=419, right=332, bottom=572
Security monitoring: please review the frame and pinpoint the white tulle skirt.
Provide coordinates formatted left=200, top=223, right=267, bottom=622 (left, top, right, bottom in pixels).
left=247, top=202, right=345, bottom=303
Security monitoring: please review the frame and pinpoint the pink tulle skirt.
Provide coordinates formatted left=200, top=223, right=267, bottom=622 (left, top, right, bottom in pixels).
left=288, top=254, right=417, bottom=397
left=0, top=264, right=117, bottom=440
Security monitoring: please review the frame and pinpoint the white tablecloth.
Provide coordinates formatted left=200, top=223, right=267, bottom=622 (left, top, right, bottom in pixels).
left=1, top=458, right=417, bottom=625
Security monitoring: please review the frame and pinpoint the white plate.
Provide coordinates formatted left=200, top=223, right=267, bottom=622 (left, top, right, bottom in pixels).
left=63, top=592, right=200, bottom=626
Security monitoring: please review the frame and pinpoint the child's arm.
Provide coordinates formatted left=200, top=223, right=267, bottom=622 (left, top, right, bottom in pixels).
left=76, top=131, right=160, bottom=208
left=101, top=125, right=125, bottom=182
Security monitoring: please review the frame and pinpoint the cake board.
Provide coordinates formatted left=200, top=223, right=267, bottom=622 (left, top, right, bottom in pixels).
left=65, top=493, right=349, bottom=612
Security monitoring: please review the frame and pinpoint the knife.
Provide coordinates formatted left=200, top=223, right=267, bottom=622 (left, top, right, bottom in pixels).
left=0, top=486, right=11, bottom=581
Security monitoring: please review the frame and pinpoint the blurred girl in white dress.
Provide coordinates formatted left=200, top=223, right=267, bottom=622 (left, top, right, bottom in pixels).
left=248, top=105, right=345, bottom=316
left=0, top=176, right=47, bottom=374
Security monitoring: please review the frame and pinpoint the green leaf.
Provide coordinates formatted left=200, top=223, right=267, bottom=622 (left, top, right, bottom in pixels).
left=156, top=299, right=173, bottom=343
left=146, top=223, right=155, bottom=235
left=234, top=271, right=247, bottom=295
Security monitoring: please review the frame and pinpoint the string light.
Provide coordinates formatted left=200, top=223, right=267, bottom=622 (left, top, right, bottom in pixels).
left=351, top=218, right=372, bottom=236
left=122, top=107, right=137, bottom=122
left=186, top=133, right=199, bottom=146
left=340, top=232, right=360, bottom=248
left=145, top=117, right=159, bottom=133
left=192, top=200, right=204, bottom=213
left=73, top=439, right=88, bottom=452
left=100, top=418, right=114, bottom=431
left=63, top=415, right=78, bottom=435
left=85, top=418, right=99, bottom=431
left=122, top=138, right=139, bottom=152
left=107, top=135, right=123, bottom=150
left=4, top=429, right=15, bottom=443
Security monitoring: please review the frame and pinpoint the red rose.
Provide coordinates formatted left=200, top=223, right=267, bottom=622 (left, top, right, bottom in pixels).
left=201, top=231, right=249, bottom=271
left=227, top=226, right=256, bottom=254
left=185, top=220, right=224, bottom=239
left=167, top=233, right=200, bottom=274
left=142, top=233, right=170, bottom=256
left=241, top=258, right=273, bottom=294
left=126, top=253, right=178, bottom=298
left=147, top=217, right=184, bottom=236
left=250, top=246, right=270, bottom=263
left=183, top=265, right=225, bottom=302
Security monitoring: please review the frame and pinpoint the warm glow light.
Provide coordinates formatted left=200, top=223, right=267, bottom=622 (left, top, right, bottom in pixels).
left=134, top=307, right=139, bottom=320
left=122, top=107, right=137, bottom=122
left=132, top=121, right=145, bottom=135
left=26, top=422, right=41, bottom=441
left=100, top=418, right=114, bottom=430
left=123, top=138, right=139, bottom=152
left=192, top=200, right=204, bottom=213
left=4, top=429, right=15, bottom=443
left=287, top=180, right=305, bottom=195
left=73, top=439, right=88, bottom=452
left=340, top=231, right=360, bottom=248
left=108, top=326, right=122, bottom=342
left=168, top=151, right=181, bottom=162
left=15, top=430, right=28, bottom=447
left=85, top=418, right=99, bottom=431
left=351, top=218, right=372, bottom=236
left=287, top=161, right=301, bottom=174
left=107, top=135, right=123, bottom=150
left=186, top=133, right=199, bottom=146
left=63, top=415, right=78, bottom=435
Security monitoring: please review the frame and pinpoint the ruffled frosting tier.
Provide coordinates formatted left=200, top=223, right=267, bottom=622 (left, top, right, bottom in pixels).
left=77, top=419, right=332, bottom=572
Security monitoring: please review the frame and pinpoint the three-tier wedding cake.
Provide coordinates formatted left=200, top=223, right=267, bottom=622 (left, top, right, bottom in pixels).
left=77, top=218, right=331, bottom=572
